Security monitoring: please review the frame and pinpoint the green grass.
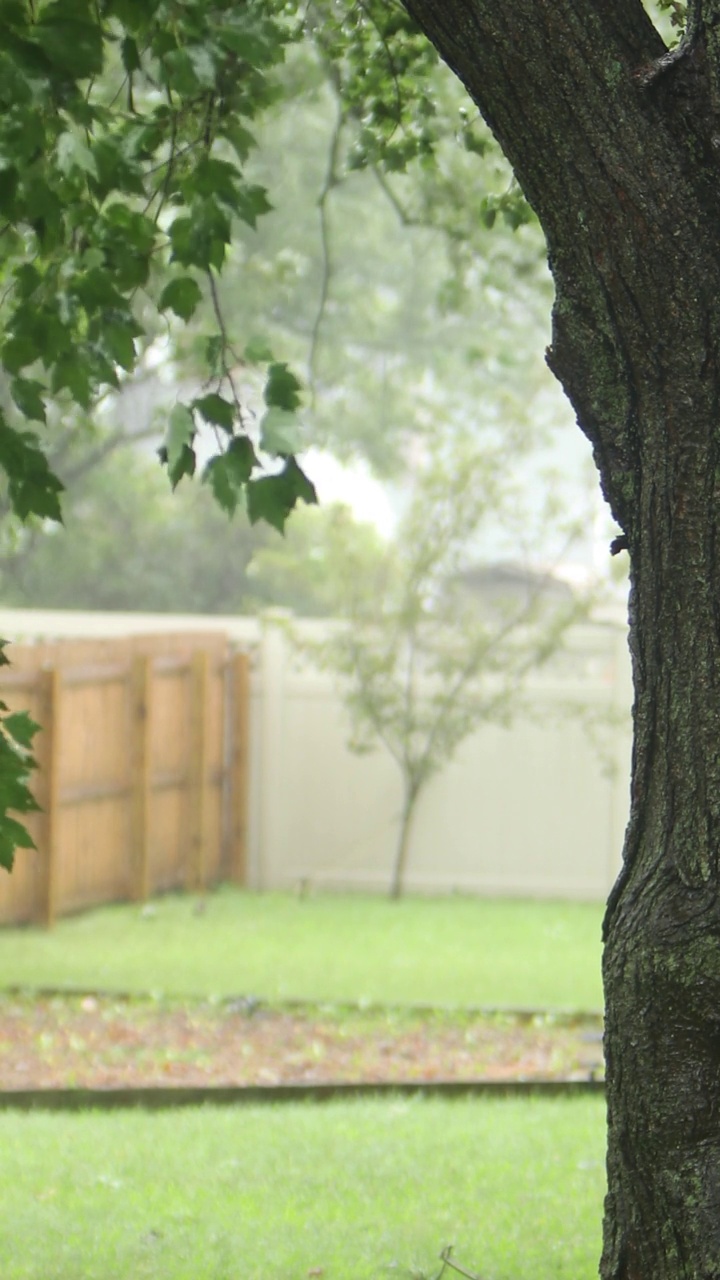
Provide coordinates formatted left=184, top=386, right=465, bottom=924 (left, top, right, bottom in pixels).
left=0, top=1096, right=606, bottom=1280
left=0, top=889, right=604, bottom=1010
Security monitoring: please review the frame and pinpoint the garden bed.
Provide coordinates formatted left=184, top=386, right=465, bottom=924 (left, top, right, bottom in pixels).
left=0, top=993, right=603, bottom=1090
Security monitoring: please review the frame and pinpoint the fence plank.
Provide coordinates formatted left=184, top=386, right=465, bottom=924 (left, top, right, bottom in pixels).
left=129, top=655, right=152, bottom=902
left=230, top=651, right=250, bottom=885
left=187, top=650, right=210, bottom=893
left=0, top=634, right=233, bottom=926
left=37, top=667, right=62, bottom=928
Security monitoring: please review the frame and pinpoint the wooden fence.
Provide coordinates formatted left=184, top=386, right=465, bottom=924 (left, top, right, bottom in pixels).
left=0, top=633, right=250, bottom=927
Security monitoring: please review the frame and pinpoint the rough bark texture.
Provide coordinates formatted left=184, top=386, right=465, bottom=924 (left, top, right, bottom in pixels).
left=400, top=1, right=720, bottom=1276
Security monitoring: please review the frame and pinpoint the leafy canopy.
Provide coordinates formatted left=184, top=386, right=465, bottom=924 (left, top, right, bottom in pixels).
left=0, top=0, right=323, bottom=865
left=0, top=0, right=317, bottom=536
left=0, top=0, right=587, bottom=871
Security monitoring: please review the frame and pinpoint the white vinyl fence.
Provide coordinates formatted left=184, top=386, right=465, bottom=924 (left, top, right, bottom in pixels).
left=0, top=608, right=633, bottom=902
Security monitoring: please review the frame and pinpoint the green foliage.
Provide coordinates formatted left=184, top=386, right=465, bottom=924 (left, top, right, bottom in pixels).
left=653, top=0, right=687, bottom=29
left=0, top=0, right=333, bottom=865
left=0, top=444, right=334, bottom=617
left=0, top=0, right=315, bottom=536
left=308, top=0, right=442, bottom=173
left=158, top=278, right=204, bottom=323
left=203, top=37, right=551, bottom=475
left=265, top=361, right=303, bottom=411
left=0, top=0, right=586, bottom=872
left=0, top=641, right=39, bottom=872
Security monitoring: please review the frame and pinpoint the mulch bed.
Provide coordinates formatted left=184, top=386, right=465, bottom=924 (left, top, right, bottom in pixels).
left=0, top=994, right=604, bottom=1090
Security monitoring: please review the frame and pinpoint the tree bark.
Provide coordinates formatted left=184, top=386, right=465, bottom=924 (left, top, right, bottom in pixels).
left=390, top=782, right=419, bottom=900
left=400, top=1, right=720, bottom=1276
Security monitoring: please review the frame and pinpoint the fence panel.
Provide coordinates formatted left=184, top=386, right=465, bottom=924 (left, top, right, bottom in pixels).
left=249, top=618, right=633, bottom=900
left=0, top=632, right=251, bottom=926
left=0, top=608, right=633, bottom=912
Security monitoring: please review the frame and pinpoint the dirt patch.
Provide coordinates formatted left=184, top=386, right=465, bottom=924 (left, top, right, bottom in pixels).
left=0, top=995, right=604, bottom=1089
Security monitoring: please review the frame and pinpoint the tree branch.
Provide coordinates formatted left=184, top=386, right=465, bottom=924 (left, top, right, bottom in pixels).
left=307, top=84, right=344, bottom=401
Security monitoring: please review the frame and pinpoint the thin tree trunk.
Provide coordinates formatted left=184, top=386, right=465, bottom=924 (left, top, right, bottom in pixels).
left=400, top=1, right=720, bottom=1274
left=390, top=784, right=419, bottom=900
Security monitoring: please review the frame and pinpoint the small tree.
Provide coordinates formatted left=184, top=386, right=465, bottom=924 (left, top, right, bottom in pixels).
left=300, top=437, right=590, bottom=898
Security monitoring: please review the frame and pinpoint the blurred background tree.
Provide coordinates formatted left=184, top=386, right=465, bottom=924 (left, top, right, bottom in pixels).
left=282, top=432, right=592, bottom=898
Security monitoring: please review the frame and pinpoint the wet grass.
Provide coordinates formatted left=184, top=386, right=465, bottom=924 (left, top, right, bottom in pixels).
left=0, top=1094, right=606, bottom=1280
left=0, top=888, right=604, bottom=1010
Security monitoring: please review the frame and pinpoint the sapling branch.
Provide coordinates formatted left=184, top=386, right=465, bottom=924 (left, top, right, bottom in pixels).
left=308, top=88, right=344, bottom=399
left=205, top=268, right=246, bottom=426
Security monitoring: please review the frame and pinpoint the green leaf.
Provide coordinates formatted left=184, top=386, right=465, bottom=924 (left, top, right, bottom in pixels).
left=225, top=436, right=256, bottom=484
left=159, top=276, right=203, bottom=322
left=103, top=318, right=141, bottom=372
left=33, top=16, right=104, bottom=78
left=56, top=130, right=98, bottom=179
left=202, top=438, right=257, bottom=516
left=164, top=404, right=195, bottom=473
left=169, top=202, right=231, bottom=272
left=121, top=35, right=141, bottom=73
left=0, top=419, right=64, bottom=522
left=0, top=165, right=19, bottom=218
left=98, top=204, right=156, bottom=289
left=73, top=267, right=126, bottom=313
left=264, top=362, right=302, bottom=412
left=10, top=378, right=46, bottom=423
left=192, top=393, right=235, bottom=432
left=90, top=138, right=145, bottom=200
left=260, top=406, right=301, bottom=456
left=246, top=457, right=317, bottom=533
left=188, top=44, right=216, bottom=88
left=234, top=183, right=272, bottom=229
left=213, top=17, right=285, bottom=68
left=13, top=264, right=42, bottom=300
left=191, top=157, right=242, bottom=206
left=0, top=815, right=36, bottom=871
left=11, top=304, right=72, bottom=371
left=219, top=122, right=256, bottom=164
left=51, top=356, right=93, bottom=408
left=203, top=454, right=239, bottom=516
left=162, top=48, right=204, bottom=95
left=2, top=334, right=39, bottom=375
left=284, top=456, right=317, bottom=507
left=162, top=442, right=196, bottom=490
left=105, top=0, right=160, bottom=30
left=0, top=2, right=29, bottom=29
left=3, top=711, right=39, bottom=750
left=205, top=334, right=223, bottom=375
left=244, top=335, right=274, bottom=364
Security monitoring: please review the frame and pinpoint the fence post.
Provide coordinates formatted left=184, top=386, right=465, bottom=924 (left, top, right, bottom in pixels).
left=229, top=651, right=250, bottom=884
left=129, top=654, right=152, bottom=902
left=257, top=621, right=286, bottom=889
left=37, top=667, right=61, bottom=928
left=188, top=650, right=210, bottom=893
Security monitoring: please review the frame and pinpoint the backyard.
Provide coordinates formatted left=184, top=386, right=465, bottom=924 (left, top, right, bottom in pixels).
left=0, top=891, right=606, bottom=1278
left=0, top=888, right=604, bottom=1008
left=0, top=1096, right=606, bottom=1280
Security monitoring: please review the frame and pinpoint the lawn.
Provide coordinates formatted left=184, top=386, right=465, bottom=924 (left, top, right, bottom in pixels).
left=0, top=889, right=604, bottom=1010
left=0, top=1095, right=606, bottom=1280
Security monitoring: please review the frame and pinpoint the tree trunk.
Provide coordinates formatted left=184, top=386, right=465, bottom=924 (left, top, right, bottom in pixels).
left=401, top=1, right=720, bottom=1274
left=390, top=782, right=419, bottom=900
